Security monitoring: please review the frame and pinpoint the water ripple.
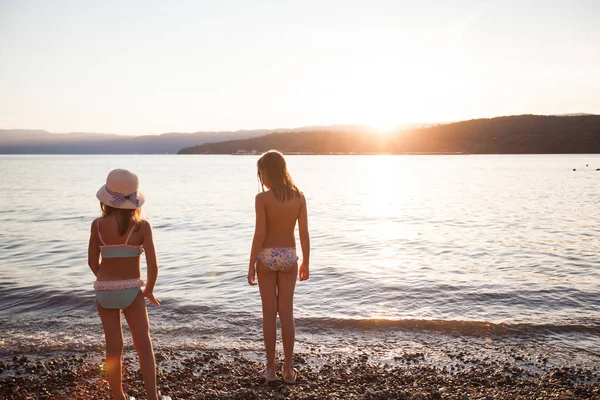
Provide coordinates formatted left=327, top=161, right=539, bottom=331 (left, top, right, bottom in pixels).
left=0, top=154, right=599, bottom=351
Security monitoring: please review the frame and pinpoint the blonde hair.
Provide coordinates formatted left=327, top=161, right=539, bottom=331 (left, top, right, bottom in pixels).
left=100, top=203, right=142, bottom=236
left=257, top=150, right=300, bottom=202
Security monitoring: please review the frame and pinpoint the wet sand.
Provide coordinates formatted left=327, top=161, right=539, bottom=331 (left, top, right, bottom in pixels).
left=1, top=347, right=598, bottom=400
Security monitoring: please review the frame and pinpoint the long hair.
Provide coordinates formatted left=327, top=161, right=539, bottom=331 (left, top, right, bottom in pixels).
left=100, top=203, right=142, bottom=236
left=257, top=150, right=300, bottom=202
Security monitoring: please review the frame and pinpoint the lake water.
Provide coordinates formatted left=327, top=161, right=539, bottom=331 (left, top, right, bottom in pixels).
left=0, top=154, right=599, bottom=360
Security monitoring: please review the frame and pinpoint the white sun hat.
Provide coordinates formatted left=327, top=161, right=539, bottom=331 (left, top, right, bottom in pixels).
left=96, top=169, right=145, bottom=209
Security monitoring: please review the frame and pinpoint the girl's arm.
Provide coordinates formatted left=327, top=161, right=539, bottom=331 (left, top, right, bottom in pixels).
left=142, top=220, right=161, bottom=305
left=248, top=194, right=267, bottom=285
left=88, top=220, right=100, bottom=276
left=298, top=194, right=310, bottom=281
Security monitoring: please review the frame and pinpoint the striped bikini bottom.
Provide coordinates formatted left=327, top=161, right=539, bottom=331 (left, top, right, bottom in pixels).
left=94, top=278, right=143, bottom=309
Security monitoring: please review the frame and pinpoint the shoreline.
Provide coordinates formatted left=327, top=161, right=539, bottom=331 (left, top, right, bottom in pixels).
left=2, top=343, right=598, bottom=399
left=3, top=152, right=600, bottom=156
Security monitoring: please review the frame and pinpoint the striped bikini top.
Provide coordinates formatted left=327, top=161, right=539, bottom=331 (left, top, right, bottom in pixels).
left=97, top=220, right=144, bottom=258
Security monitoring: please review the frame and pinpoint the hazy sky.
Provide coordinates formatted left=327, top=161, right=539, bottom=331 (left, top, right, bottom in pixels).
left=1, top=0, right=599, bottom=134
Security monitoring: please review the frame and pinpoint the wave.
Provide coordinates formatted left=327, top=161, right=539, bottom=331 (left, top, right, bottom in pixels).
left=143, top=315, right=600, bottom=338
left=1, top=281, right=598, bottom=339
left=0, top=283, right=93, bottom=314
left=294, top=317, right=600, bottom=336
left=2, top=315, right=599, bottom=358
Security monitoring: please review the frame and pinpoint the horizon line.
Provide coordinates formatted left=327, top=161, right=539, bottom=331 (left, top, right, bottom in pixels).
left=1, top=112, right=597, bottom=136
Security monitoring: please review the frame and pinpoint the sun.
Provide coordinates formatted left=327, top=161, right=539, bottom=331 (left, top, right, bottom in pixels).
left=368, top=121, right=399, bottom=135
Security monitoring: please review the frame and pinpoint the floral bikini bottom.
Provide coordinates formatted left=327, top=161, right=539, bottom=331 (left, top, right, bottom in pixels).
left=258, top=248, right=298, bottom=271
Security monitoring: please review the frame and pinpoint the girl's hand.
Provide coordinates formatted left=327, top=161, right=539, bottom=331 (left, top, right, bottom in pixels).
left=143, top=288, right=161, bottom=306
left=299, top=262, right=310, bottom=281
left=248, top=264, right=257, bottom=286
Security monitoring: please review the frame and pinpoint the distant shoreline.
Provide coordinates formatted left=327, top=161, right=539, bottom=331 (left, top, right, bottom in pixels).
left=4, top=152, right=600, bottom=156
left=178, top=115, right=600, bottom=156
left=3, top=115, right=600, bottom=155
left=226, top=151, right=468, bottom=156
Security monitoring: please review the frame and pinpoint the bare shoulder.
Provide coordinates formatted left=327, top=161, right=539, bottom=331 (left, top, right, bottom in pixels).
left=90, top=217, right=100, bottom=231
left=137, top=219, right=152, bottom=234
left=297, top=191, right=307, bottom=206
left=139, top=219, right=152, bottom=229
left=255, top=191, right=271, bottom=203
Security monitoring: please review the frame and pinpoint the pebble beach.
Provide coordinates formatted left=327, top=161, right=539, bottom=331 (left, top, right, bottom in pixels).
left=2, top=340, right=599, bottom=399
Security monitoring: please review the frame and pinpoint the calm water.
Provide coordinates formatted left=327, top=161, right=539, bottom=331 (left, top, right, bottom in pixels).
left=0, top=155, right=599, bottom=355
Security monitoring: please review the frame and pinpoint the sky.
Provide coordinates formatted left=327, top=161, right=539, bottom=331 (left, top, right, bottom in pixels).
left=0, top=0, right=599, bottom=134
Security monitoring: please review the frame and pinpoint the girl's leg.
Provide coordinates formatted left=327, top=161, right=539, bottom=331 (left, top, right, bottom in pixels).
left=123, top=291, right=158, bottom=400
left=277, top=264, right=298, bottom=379
left=97, top=302, right=126, bottom=400
left=257, top=261, right=278, bottom=376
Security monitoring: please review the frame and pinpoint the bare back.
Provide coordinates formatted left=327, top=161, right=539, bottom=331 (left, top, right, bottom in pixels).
left=91, top=217, right=145, bottom=281
left=260, top=190, right=305, bottom=248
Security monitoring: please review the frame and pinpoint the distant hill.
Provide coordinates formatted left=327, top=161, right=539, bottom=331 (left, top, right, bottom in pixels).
left=0, top=125, right=375, bottom=154
left=0, top=129, right=270, bottom=154
left=554, top=113, right=596, bottom=117
left=3, top=116, right=599, bottom=154
left=178, top=115, right=600, bottom=155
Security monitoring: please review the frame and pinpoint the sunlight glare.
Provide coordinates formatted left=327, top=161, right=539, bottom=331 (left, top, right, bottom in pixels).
left=369, top=121, right=400, bottom=135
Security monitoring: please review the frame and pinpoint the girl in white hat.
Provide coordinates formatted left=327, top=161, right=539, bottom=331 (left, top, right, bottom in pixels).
left=89, top=169, right=170, bottom=400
